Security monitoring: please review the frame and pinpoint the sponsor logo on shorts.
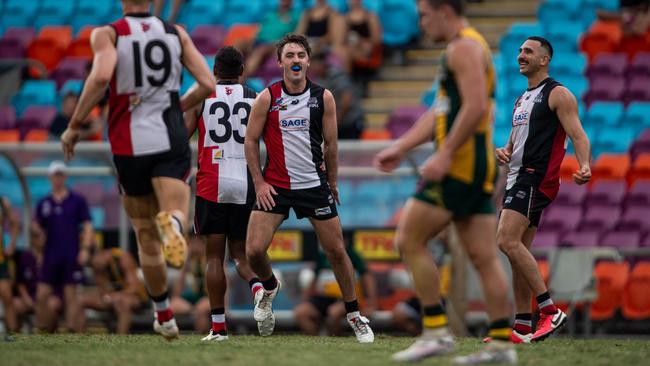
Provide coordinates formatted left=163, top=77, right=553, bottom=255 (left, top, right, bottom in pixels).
left=505, top=196, right=513, bottom=204
left=315, top=206, right=332, bottom=216
left=280, top=117, right=310, bottom=130
left=516, top=190, right=527, bottom=199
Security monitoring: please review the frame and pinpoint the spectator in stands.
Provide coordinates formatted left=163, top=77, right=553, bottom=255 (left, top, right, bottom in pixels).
left=0, top=196, right=20, bottom=340
left=13, top=223, right=62, bottom=333
left=169, top=237, right=211, bottom=333
left=342, top=0, right=382, bottom=84
left=49, top=92, right=103, bottom=141
left=620, top=0, right=650, bottom=36
left=153, top=0, right=185, bottom=23
left=296, top=0, right=344, bottom=51
left=33, top=161, right=94, bottom=333
left=244, top=0, right=301, bottom=78
left=76, top=247, right=148, bottom=334
left=294, top=244, right=377, bottom=336
left=309, top=50, right=365, bottom=139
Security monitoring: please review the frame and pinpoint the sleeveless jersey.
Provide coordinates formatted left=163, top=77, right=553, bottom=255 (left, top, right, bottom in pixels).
left=263, top=80, right=327, bottom=190
left=108, top=13, right=184, bottom=156
left=433, top=27, right=496, bottom=193
left=507, top=77, right=567, bottom=200
left=196, top=82, right=256, bottom=204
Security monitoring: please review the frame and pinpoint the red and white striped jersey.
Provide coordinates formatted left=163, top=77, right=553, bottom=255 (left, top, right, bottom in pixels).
left=263, top=80, right=328, bottom=190
left=108, top=13, right=184, bottom=156
left=196, top=82, right=257, bottom=204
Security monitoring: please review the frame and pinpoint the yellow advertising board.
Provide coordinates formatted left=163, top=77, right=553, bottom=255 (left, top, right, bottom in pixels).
left=267, top=231, right=303, bottom=261
left=353, top=230, right=399, bottom=260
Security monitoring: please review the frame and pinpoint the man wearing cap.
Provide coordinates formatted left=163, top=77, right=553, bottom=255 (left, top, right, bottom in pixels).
left=33, top=161, right=94, bottom=332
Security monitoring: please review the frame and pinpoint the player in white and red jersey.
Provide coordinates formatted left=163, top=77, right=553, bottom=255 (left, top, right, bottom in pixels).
left=184, top=46, right=263, bottom=342
left=60, top=0, right=215, bottom=340
left=496, top=36, right=591, bottom=343
left=244, top=34, right=373, bottom=342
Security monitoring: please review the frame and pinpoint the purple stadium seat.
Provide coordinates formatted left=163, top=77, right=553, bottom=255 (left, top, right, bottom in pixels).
left=587, top=53, right=628, bottom=79
left=642, top=234, right=650, bottom=247
left=583, top=76, right=626, bottom=106
left=585, top=180, right=626, bottom=206
left=0, top=106, right=17, bottom=130
left=600, top=230, right=641, bottom=249
left=617, top=206, right=650, bottom=232
left=554, top=181, right=588, bottom=206
left=625, top=181, right=650, bottom=208
left=538, top=206, right=583, bottom=233
left=532, top=231, right=559, bottom=249
left=387, top=105, right=428, bottom=138
left=561, top=230, right=600, bottom=248
left=579, top=205, right=622, bottom=232
left=626, top=52, right=650, bottom=79
left=256, top=56, right=283, bottom=83
left=50, top=57, right=89, bottom=89
left=630, top=139, right=650, bottom=161
left=17, top=106, right=56, bottom=139
left=0, top=39, right=26, bottom=58
left=2, top=27, right=36, bottom=48
left=102, top=193, right=121, bottom=229
left=624, top=76, right=650, bottom=105
left=71, top=182, right=105, bottom=206
left=190, top=25, right=226, bottom=56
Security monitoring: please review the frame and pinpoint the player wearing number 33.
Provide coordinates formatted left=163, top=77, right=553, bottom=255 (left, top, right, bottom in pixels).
left=60, top=0, right=215, bottom=340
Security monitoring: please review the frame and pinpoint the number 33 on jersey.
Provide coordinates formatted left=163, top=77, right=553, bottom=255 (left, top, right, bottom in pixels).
left=196, top=82, right=257, bottom=204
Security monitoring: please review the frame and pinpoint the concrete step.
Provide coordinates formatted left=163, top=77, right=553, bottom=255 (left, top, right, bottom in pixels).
left=378, top=65, right=437, bottom=81
left=367, top=80, right=432, bottom=98
left=365, top=112, right=389, bottom=128
left=466, top=0, right=538, bottom=18
left=363, top=97, right=421, bottom=114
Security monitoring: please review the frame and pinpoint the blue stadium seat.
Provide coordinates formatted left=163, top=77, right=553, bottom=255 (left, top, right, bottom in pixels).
left=550, top=52, right=587, bottom=78
left=0, top=158, right=16, bottom=180
left=561, top=75, right=589, bottom=100
left=379, top=0, right=419, bottom=46
left=499, top=22, right=544, bottom=63
left=60, top=79, right=84, bottom=96
left=224, top=0, right=263, bottom=28
left=0, top=0, right=39, bottom=27
left=594, top=126, right=636, bottom=156
left=338, top=180, right=354, bottom=204
left=304, top=0, right=347, bottom=12
left=585, top=101, right=624, bottom=129
left=245, top=78, right=265, bottom=93
left=583, top=0, right=619, bottom=11
left=493, top=126, right=511, bottom=149
left=0, top=179, right=24, bottom=206
left=545, top=22, right=584, bottom=53
left=27, top=177, right=51, bottom=204
left=90, top=207, right=106, bottom=229
left=33, top=0, right=75, bottom=30
left=363, top=0, right=382, bottom=13
left=494, top=105, right=511, bottom=128
left=77, top=0, right=113, bottom=19
left=537, top=0, right=580, bottom=27
left=392, top=176, right=417, bottom=201
left=178, top=0, right=226, bottom=31
left=624, top=102, right=650, bottom=134
left=11, top=80, right=57, bottom=116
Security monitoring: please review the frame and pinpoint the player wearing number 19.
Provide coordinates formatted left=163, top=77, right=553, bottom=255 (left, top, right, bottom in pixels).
left=184, top=46, right=264, bottom=342
left=60, top=0, right=215, bottom=340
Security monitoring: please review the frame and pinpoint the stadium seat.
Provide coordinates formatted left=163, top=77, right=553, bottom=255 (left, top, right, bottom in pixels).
left=550, top=52, right=587, bottom=78
left=190, top=25, right=226, bottom=56
left=593, top=127, right=635, bottom=156
left=177, top=0, right=226, bottom=31
left=245, top=77, right=265, bottom=93
left=623, top=76, right=650, bottom=105
left=579, top=21, right=621, bottom=62
left=624, top=180, right=650, bottom=208
left=579, top=205, right=622, bottom=233
left=561, top=75, right=589, bottom=101
left=90, top=207, right=106, bottom=229
left=380, top=0, right=419, bottom=46
left=622, top=102, right=650, bottom=134
left=75, top=0, right=112, bottom=33
left=585, top=180, right=626, bottom=206
left=0, top=106, right=17, bottom=130
left=0, top=130, right=20, bottom=142
left=60, top=79, right=84, bottom=97
left=532, top=231, right=560, bottom=249
left=561, top=230, right=600, bottom=248
left=537, top=0, right=580, bottom=27
left=27, top=26, right=74, bottom=75
left=618, top=35, right=650, bottom=61
left=626, top=154, right=650, bottom=186
left=627, top=52, right=650, bottom=79
left=584, top=101, right=623, bottom=129
left=586, top=53, right=628, bottom=80
left=17, top=106, right=57, bottom=140
left=591, top=261, right=630, bottom=321
left=583, top=76, right=626, bottom=106
left=555, top=181, right=588, bottom=206
left=72, top=182, right=106, bottom=206
left=600, top=230, right=641, bottom=250
left=224, top=0, right=263, bottom=28
left=387, top=105, right=428, bottom=139
left=223, top=24, right=260, bottom=47
left=23, top=129, right=49, bottom=142
left=545, top=22, right=583, bottom=53
left=51, top=57, right=89, bottom=89
left=499, top=22, right=544, bottom=60
left=67, top=26, right=95, bottom=60
left=616, top=206, right=650, bottom=232
left=360, top=128, right=391, bottom=140
left=590, top=154, right=631, bottom=182
left=0, top=0, right=39, bottom=28
left=11, top=80, right=57, bottom=115
left=539, top=206, right=583, bottom=233
left=622, top=261, right=650, bottom=320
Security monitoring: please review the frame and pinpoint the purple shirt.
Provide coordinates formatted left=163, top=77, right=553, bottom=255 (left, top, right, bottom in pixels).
left=16, top=250, right=38, bottom=299
left=36, top=191, right=91, bottom=258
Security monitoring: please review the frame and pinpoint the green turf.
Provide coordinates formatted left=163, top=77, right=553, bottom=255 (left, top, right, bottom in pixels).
left=1, top=334, right=649, bottom=366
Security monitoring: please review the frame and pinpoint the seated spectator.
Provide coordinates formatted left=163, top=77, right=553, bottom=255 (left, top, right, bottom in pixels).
left=294, top=243, right=377, bottom=336
left=592, top=0, right=650, bottom=56
left=309, top=51, right=365, bottom=139
left=0, top=196, right=19, bottom=340
left=244, top=0, right=301, bottom=78
left=13, top=224, right=61, bottom=333
left=341, top=0, right=382, bottom=80
left=153, top=0, right=185, bottom=23
left=76, top=247, right=148, bottom=334
left=296, top=0, right=344, bottom=51
left=49, top=92, right=104, bottom=141
left=170, top=237, right=210, bottom=333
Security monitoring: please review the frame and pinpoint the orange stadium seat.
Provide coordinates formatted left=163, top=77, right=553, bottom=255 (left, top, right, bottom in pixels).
left=622, top=261, right=650, bottom=320
left=591, top=261, right=630, bottom=321
left=223, top=24, right=260, bottom=47
left=580, top=20, right=621, bottom=62
left=627, top=153, right=650, bottom=185
left=0, top=129, right=20, bottom=142
left=23, top=129, right=49, bottom=142
left=27, top=26, right=73, bottom=76
left=560, top=154, right=580, bottom=182
left=39, top=26, right=73, bottom=50
left=591, top=154, right=630, bottom=183
left=361, top=128, right=391, bottom=141
left=618, top=35, right=650, bottom=61
left=67, top=26, right=95, bottom=60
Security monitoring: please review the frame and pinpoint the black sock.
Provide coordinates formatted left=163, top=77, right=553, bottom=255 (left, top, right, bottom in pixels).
left=249, top=277, right=261, bottom=288
left=536, top=291, right=551, bottom=304
left=488, top=318, right=512, bottom=341
left=422, top=303, right=447, bottom=329
left=261, top=274, right=278, bottom=291
left=149, top=291, right=169, bottom=303
left=423, top=304, right=445, bottom=317
left=210, top=307, right=225, bottom=315
left=344, top=300, right=359, bottom=313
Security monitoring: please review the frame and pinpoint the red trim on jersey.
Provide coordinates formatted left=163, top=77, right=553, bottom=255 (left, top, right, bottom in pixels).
left=263, top=83, right=290, bottom=189
left=108, top=76, right=134, bottom=155
left=111, top=18, right=131, bottom=36
left=539, top=126, right=567, bottom=200
left=196, top=113, right=220, bottom=202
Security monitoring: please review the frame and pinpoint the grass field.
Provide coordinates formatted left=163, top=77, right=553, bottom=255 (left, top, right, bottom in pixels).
left=2, top=334, right=649, bottom=366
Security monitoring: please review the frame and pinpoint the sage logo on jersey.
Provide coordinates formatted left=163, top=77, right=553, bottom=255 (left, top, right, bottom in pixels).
left=280, top=117, right=310, bottom=131
left=513, top=111, right=529, bottom=126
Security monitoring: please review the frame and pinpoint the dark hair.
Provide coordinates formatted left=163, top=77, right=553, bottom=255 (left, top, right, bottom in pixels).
left=276, top=33, right=312, bottom=61
left=424, top=0, right=465, bottom=15
left=527, top=36, right=554, bottom=60
left=214, top=46, right=244, bottom=79
left=620, top=0, right=650, bottom=9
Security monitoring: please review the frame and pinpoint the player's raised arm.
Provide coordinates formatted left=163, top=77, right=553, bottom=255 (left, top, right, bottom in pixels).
left=176, top=25, right=215, bottom=112
left=244, top=89, right=276, bottom=210
left=322, top=89, right=340, bottom=205
left=550, top=86, right=591, bottom=184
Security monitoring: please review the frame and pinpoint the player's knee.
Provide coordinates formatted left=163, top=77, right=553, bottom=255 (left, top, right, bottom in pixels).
left=322, top=244, right=346, bottom=265
left=246, top=246, right=265, bottom=265
left=498, top=238, right=519, bottom=256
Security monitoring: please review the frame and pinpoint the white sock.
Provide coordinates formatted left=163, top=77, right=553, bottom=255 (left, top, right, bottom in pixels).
left=211, top=314, right=225, bottom=323
left=347, top=311, right=361, bottom=320
left=153, top=298, right=170, bottom=312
